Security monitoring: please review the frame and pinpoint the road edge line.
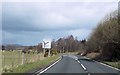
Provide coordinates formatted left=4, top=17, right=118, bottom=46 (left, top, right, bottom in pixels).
left=94, top=60, right=120, bottom=71
left=36, top=56, right=62, bottom=75
left=84, top=56, right=120, bottom=71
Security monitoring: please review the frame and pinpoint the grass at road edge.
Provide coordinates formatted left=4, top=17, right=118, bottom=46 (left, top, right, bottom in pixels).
left=3, top=55, right=60, bottom=73
left=85, top=52, right=120, bottom=70
left=103, top=61, right=120, bottom=69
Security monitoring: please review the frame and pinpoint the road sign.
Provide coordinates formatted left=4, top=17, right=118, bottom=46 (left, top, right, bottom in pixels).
left=42, top=39, right=51, bottom=49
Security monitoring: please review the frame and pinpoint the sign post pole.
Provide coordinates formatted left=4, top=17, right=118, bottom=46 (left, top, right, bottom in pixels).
left=48, top=48, right=50, bottom=57
left=43, top=47, right=45, bottom=57
left=42, top=39, right=51, bottom=57
left=43, top=41, right=46, bottom=57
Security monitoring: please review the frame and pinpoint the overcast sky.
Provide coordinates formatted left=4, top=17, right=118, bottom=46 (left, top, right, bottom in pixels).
left=2, top=0, right=118, bottom=46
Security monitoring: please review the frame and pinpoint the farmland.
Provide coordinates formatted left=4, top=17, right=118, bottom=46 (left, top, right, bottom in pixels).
left=2, top=50, right=44, bottom=72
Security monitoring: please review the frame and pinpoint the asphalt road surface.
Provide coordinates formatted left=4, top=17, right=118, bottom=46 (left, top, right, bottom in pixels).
left=35, top=54, right=120, bottom=75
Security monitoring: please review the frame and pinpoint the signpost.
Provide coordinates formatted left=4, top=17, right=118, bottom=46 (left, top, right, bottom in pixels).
left=42, top=39, right=51, bottom=57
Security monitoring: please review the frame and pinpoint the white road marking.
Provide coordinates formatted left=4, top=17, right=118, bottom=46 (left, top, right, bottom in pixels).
left=77, top=60, right=90, bottom=75
left=35, top=57, right=62, bottom=75
left=95, top=61, right=120, bottom=71
left=64, top=55, right=88, bottom=72
left=83, top=56, right=120, bottom=71
left=81, top=64, right=87, bottom=71
left=77, top=60, right=87, bottom=71
left=77, top=60, right=80, bottom=63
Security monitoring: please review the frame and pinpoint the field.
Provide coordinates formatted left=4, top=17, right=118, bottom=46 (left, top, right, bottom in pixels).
left=2, top=50, right=44, bottom=72
left=11, top=55, right=59, bottom=73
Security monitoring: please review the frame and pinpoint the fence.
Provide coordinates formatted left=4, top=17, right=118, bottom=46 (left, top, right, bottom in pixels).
left=2, top=50, right=44, bottom=72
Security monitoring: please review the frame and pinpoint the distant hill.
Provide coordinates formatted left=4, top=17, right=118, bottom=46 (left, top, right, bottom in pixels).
left=3, top=44, right=23, bottom=47
left=2, top=44, right=25, bottom=50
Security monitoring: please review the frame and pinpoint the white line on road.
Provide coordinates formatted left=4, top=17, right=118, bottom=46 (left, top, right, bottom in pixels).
left=77, top=60, right=87, bottom=71
left=35, top=57, right=62, bottom=75
left=83, top=56, right=120, bottom=71
left=81, top=63, right=87, bottom=71
left=74, top=56, right=91, bottom=75
left=77, top=60, right=90, bottom=75
left=95, top=61, right=120, bottom=71
left=77, top=60, right=80, bottom=63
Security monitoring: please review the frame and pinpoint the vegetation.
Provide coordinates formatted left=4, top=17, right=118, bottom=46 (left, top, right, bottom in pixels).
left=103, top=61, right=120, bottom=69
left=2, top=35, right=85, bottom=54
left=86, top=10, right=120, bottom=61
left=52, top=35, right=86, bottom=53
left=2, top=35, right=84, bottom=73
left=3, top=55, right=59, bottom=73
left=2, top=50, right=44, bottom=72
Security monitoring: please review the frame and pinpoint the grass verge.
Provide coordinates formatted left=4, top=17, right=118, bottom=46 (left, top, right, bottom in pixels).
left=2, top=50, right=43, bottom=70
left=3, top=55, right=60, bottom=73
left=103, top=61, right=120, bottom=69
left=85, top=52, right=120, bottom=69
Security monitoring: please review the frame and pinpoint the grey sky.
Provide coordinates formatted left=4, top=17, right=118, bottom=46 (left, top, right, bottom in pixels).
left=2, top=1, right=118, bottom=46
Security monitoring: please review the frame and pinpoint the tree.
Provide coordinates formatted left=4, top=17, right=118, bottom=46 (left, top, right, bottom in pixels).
left=87, top=10, right=120, bottom=61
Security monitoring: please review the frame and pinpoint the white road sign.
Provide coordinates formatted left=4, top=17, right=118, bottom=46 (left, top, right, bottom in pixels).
left=42, top=39, right=51, bottom=49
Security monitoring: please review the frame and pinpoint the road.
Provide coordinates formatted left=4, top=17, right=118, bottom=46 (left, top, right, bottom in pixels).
left=35, top=54, right=120, bottom=75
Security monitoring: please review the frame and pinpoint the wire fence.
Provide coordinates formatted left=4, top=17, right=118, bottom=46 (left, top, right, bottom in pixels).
left=2, top=50, right=44, bottom=72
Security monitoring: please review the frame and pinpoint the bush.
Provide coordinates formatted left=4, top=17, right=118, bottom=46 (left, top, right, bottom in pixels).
left=101, top=43, right=120, bottom=61
left=51, top=49, right=58, bottom=55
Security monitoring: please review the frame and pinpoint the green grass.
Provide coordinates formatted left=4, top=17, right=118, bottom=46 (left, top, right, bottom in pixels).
left=104, top=61, right=120, bottom=69
left=0, top=50, right=2, bottom=74
left=2, top=50, right=43, bottom=71
left=5, top=55, right=59, bottom=73
left=2, top=51, right=22, bottom=69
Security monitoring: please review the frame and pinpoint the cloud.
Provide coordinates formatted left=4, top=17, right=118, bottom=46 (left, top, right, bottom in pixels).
left=2, top=0, right=119, bottom=2
left=2, top=30, right=69, bottom=45
left=68, top=29, right=92, bottom=39
left=2, top=2, right=118, bottom=45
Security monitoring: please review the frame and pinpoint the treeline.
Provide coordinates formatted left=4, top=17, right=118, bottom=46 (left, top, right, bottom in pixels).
left=86, top=10, right=120, bottom=61
left=52, top=35, right=86, bottom=53
left=2, top=44, right=43, bottom=53
left=2, top=35, right=86, bottom=54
